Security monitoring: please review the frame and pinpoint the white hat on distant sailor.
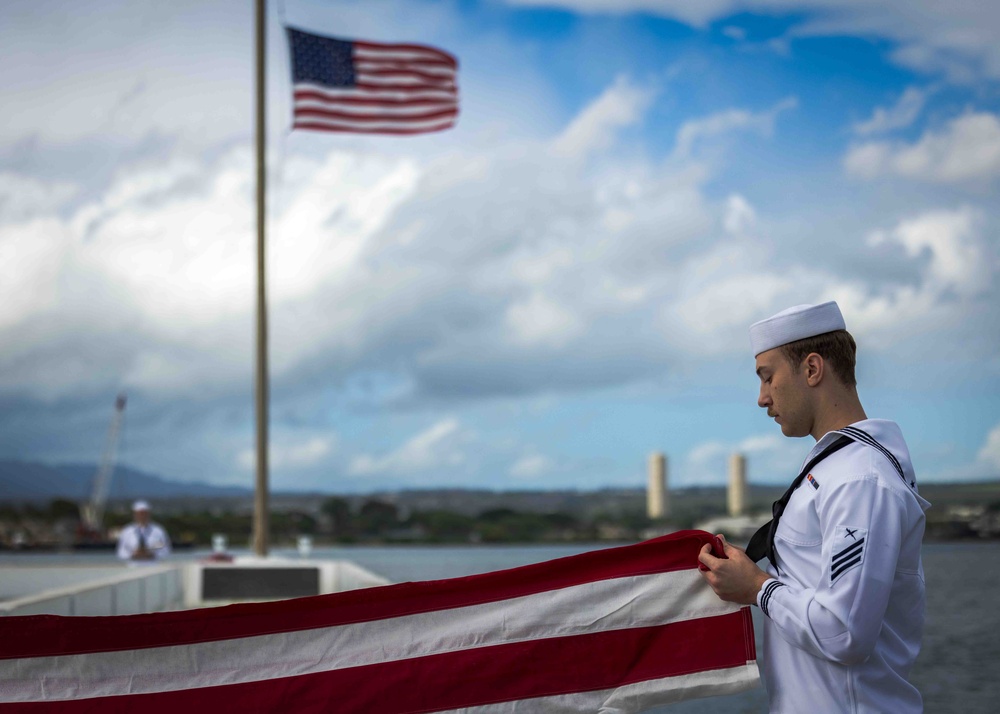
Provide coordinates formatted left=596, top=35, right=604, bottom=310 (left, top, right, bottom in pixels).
left=132, top=500, right=151, bottom=512
left=749, top=301, right=846, bottom=357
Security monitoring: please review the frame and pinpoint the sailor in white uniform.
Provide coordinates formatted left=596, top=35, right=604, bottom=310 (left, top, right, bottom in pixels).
left=116, top=500, right=172, bottom=563
left=698, top=301, right=930, bottom=713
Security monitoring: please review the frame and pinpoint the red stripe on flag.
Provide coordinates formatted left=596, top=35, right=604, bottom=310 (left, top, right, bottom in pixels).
left=0, top=531, right=721, bottom=660
left=354, top=40, right=458, bottom=67
left=294, top=107, right=459, bottom=123
left=359, top=68, right=456, bottom=84
left=293, top=91, right=451, bottom=107
left=356, top=59, right=456, bottom=71
left=349, top=80, right=456, bottom=93
left=292, top=122, right=457, bottom=135
left=2, top=611, right=751, bottom=713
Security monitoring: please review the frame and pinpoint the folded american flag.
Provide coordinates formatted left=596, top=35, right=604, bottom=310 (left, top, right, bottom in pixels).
left=0, top=531, right=758, bottom=712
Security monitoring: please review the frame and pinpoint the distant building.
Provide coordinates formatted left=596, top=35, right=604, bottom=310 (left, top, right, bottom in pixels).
left=647, top=453, right=669, bottom=520
left=728, top=453, right=747, bottom=517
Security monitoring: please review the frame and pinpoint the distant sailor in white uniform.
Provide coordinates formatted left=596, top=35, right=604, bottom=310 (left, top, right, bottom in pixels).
left=116, top=500, right=172, bottom=563
left=698, top=301, right=930, bottom=713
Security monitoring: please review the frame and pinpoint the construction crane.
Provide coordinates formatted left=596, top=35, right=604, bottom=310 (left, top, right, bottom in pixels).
left=80, top=393, right=127, bottom=536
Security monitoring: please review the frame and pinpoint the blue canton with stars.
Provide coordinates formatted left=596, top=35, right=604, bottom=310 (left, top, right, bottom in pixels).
left=287, top=27, right=356, bottom=88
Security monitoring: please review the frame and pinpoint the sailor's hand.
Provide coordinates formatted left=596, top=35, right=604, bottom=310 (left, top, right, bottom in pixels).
left=698, top=534, right=771, bottom=605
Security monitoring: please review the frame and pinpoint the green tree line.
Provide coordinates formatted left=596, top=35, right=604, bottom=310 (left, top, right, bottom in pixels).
left=1, top=497, right=689, bottom=547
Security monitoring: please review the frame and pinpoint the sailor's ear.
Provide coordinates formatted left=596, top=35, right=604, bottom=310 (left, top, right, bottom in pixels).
left=803, top=353, right=824, bottom=386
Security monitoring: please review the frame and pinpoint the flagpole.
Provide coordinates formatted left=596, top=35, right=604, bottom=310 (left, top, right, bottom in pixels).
left=252, top=0, right=270, bottom=557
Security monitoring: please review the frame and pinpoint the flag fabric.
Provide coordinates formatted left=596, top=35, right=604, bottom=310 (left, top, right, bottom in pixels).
left=286, top=27, right=459, bottom=135
left=0, top=530, right=758, bottom=713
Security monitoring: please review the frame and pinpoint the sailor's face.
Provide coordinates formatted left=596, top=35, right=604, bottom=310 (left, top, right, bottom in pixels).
left=134, top=509, right=151, bottom=526
left=756, top=349, right=812, bottom=438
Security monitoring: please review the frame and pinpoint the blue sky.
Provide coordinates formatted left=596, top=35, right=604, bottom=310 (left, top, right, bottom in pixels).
left=1, top=0, right=998, bottom=494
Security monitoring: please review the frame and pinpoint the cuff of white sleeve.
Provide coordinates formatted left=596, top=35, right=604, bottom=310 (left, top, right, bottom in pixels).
left=757, top=578, right=784, bottom=618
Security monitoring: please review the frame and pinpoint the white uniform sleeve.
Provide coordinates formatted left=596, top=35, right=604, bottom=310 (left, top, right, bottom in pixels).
left=151, top=525, right=172, bottom=558
left=756, top=475, right=908, bottom=665
left=116, top=526, right=134, bottom=561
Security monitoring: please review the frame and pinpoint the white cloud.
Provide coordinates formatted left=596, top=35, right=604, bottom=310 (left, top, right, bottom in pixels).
left=510, top=454, right=554, bottom=479
left=842, top=142, right=892, bottom=179
left=0, top=218, right=70, bottom=331
left=787, top=4, right=1000, bottom=82
left=0, top=0, right=260, bottom=149
left=506, top=1, right=1000, bottom=82
left=675, top=271, right=790, bottom=347
left=867, top=206, right=988, bottom=295
left=240, top=435, right=336, bottom=471
left=815, top=205, right=998, bottom=360
left=505, top=292, right=584, bottom=348
left=551, top=75, right=654, bottom=158
left=977, top=423, right=1000, bottom=469
left=853, top=87, right=929, bottom=135
left=684, top=432, right=811, bottom=486
left=348, top=418, right=468, bottom=477
left=888, top=43, right=977, bottom=85
left=688, top=440, right=727, bottom=465
left=672, top=97, right=797, bottom=160
left=271, top=153, right=421, bottom=303
left=723, top=194, right=757, bottom=236
left=7, top=92, right=983, bottom=408
left=81, top=153, right=255, bottom=323
left=0, top=151, right=268, bottom=397
left=928, top=423, right=1000, bottom=482
left=507, top=0, right=739, bottom=28
left=738, top=434, right=783, bottom=454
left=671, top=235, right=798, bottom=355
left=722, top=25, right=747, bottom=41
left=0, top=174, right=78, bottom=222
left=845, top=111, right=1000, bottom=182
left=0, top=141, right=430, bottom=399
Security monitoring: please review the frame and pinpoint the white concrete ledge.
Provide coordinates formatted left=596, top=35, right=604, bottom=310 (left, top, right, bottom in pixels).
left=0, top=558, right=390, bottom=616
left=0, top=565, right=182, bottom=617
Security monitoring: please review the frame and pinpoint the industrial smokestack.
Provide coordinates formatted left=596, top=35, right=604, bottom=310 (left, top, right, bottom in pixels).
left=728, top=453, right=747, bottom=517
left=647, top=453, right=669, bottom=520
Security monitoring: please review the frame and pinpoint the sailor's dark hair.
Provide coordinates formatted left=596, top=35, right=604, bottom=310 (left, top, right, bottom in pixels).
left=780, top=330, right=857, bottom=387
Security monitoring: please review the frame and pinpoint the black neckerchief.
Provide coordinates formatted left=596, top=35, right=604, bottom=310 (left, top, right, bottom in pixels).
left=745, top=435, right=854, bottom=572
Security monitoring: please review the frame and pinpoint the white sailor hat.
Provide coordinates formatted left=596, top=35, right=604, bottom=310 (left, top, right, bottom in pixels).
left=749, top=301, right=846, bottom=357
left=132, top=500, right=151, bottom=512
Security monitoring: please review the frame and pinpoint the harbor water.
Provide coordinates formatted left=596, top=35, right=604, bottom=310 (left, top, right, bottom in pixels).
left=2, top=541, right=996, bottom=713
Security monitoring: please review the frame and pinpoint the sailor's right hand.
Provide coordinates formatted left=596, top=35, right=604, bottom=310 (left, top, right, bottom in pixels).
left=698, top=534, right=770, bottom=605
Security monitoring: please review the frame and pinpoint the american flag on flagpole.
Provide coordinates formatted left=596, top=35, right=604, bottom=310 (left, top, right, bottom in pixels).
left=0, top=531, right=758, bottom=713
left=286, top=27, right=459, bottom=135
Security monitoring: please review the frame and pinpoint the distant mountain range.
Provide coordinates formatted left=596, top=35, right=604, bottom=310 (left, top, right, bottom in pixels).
left=0, top=460, right=251, bottom=503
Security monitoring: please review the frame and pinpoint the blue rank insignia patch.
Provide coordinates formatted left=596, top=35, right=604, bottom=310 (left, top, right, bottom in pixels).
left=831, top=525, right=868, bottom=584
left=807, top=473, right=820, bottom=489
